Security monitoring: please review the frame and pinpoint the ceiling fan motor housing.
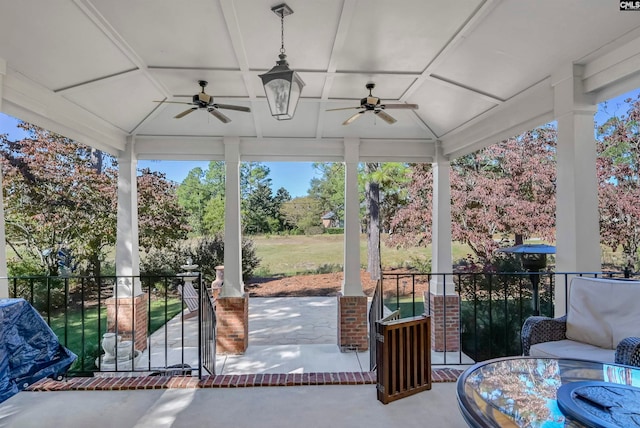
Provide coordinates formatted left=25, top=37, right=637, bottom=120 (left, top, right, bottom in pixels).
left=361, top=96, right=380, bottom=109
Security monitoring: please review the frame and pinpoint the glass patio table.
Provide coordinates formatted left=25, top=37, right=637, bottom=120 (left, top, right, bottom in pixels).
left=457, top=356, right=640, bottom=428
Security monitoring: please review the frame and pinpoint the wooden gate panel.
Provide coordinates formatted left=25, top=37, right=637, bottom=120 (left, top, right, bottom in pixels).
left=376, top=315, right=431, bottom=404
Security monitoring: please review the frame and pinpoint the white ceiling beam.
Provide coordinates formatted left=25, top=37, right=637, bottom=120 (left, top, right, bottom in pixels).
left=583, top=34, right=640, bottom=95
left=134, top=135, right=433, bottom=162
left=316, top=0, right=358, bottom=139
left=54, top=68, right=142, bottom=95
left=220, top=0, right=262, bottom=138
left=74, top=0, right=175, bottom=135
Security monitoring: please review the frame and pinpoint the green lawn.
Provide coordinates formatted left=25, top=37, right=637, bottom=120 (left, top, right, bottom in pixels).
left=50, top=297, right=183, bottom=372
left=251, top=234, right=472, bottom=276
left=383, top=295, right=426, bottom=319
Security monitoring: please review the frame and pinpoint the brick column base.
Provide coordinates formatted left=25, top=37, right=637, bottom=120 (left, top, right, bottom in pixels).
left=426, top=292, right=460, bottom=352
left=337, top=293, right=368, bottom=352
left=106, top=294, right=148, bottom=351
left=216, top=294, right=249, bottom=354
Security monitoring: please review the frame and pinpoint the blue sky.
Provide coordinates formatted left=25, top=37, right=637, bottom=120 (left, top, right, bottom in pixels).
left=1, top=87, right=639, bottom=198
left=138, top=159, right=319, bottom=197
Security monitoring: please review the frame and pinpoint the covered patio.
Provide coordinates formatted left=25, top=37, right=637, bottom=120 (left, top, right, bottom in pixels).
left=1, top=0, right=640, bottom=421
left=0, top=1, right=638, bottom=310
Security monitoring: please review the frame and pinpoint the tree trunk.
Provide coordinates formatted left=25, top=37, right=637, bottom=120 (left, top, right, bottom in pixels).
left=515, top=234, right=524, bottom=245
left=365, top=163, right=381, bottom=280
left=90, top=148, right=103, bottom=174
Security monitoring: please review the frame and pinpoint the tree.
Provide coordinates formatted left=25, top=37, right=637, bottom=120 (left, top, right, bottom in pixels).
left=176, top=167, right=208, bottom=235
left=308, top=163, right=345, bottom=221
left=597, top=95, right=640, bottom=267
left=364, top=163, right=382, bottom=279
left=178, top=161, right=292, bottom=235
left=0, top=123, right=117, bottom=275
left=203, top=195, right=225, bottom=234
left=361, top=163, right=410, bottom=279
left=390, top=126, right=557, bottom=262
left=137, top=168, right=190, bottom=251
left=280, top=197, right=324, bottom=233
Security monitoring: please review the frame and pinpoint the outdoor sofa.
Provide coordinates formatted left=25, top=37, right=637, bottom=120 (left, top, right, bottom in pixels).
left=521, top=276, right=640, bottom=367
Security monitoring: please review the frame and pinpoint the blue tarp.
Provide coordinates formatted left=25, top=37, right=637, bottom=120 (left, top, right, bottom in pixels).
left=0, top=298, right=77, bottom=403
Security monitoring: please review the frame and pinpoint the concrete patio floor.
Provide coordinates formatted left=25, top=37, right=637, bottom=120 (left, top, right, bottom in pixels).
left=141, top=296, right=473, bottom=374
left=0, top=383, right=467, bottom=428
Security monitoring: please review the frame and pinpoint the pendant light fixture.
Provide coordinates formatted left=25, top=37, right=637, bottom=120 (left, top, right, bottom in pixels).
left=259, top=3, right=305, bottom=121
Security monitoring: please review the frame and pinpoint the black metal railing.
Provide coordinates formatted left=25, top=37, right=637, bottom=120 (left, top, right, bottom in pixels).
left=373, top=270, right=638, bottom=366
left=200, top=285, right=217, bottom=376
left=7, top=273, right=215, bottom=378
left=368, top=280, right=383, bottom=371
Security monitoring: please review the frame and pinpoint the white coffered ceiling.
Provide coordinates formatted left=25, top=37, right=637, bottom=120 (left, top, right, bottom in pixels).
left=0, top=0, right=639, bottom=162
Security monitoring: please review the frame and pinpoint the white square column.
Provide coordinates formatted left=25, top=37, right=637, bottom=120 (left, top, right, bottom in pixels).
left=0, top=58, right=8, bottom=298
left=552, top=64, right=600, bottom=316
left=430, top=145, right=455, bottom=295
left=115, top=137, right=142, bottom=297
left=342, top=138, right=363, bottom=296
left=221, top=137, right=243, bottom=298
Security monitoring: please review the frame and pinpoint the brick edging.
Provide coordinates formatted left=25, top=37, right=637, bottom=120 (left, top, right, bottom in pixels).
left=27, top=369, right=462, bottom=392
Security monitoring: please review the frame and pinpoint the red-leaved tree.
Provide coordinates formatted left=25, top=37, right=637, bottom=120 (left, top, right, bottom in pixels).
left=597, top=95, right=640, bottom=268
left=390, top=126, right=557, bottom=262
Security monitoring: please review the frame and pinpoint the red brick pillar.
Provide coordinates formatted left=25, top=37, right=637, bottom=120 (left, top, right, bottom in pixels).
left=337, top=293, right=368, bottom=352
left=216, top=294, right=249, bottom=354
left=105, top=293, right=148, bottom=351
left=426, top=291, right=460, bottom=352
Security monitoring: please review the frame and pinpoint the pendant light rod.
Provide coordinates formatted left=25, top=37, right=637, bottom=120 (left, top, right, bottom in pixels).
left=271, top=3, right=293, bottom=54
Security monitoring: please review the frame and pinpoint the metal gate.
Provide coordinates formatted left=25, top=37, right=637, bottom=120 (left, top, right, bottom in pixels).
left=375, top=315, right=431, bottom=404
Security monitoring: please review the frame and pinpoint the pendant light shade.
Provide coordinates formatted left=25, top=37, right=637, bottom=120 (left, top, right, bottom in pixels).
left=259, top=3, right=305, bottom=121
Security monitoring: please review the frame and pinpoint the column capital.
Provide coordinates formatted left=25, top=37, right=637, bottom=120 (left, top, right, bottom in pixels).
left=119, top=136, right=137, bottom=162
left=552, top=63, right=597, bottom=117
left=434, top=141, right=449, bottom=165
left=343, top=138, right=360, bottom=163
left=224, top=137, right=240, bottom=163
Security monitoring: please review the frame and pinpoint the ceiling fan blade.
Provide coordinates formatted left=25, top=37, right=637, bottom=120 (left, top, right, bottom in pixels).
left=326, top=106, right=361, bottom=112
left=209, top=108, right=231, bottom=123
left=343, top=111, right=364, bottom=125
left=154, top=100, right=193, bottom=105
left=215, top=104, right=251, bottom=112
left=381, top=103, right=419, bottom=110
left=375, top=110, right=397, bottom=124
left=174, top=108, right=197, bottom=119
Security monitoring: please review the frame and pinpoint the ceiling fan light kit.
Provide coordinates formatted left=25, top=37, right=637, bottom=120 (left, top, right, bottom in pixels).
left=259, top=3, right=305, bottom=121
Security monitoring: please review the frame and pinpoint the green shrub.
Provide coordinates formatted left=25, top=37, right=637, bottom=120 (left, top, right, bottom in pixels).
left=407, top=256, right=431, bottom=273
left=305, top=226, right=324, bottom=235
left=325, top=228, right=344, bottom=235
left=8, top=256, right=46, bottom=277
left=140, top=246, right=183, bottom=277
left=314, top=263, right=342, bottom=274
left=180, top=234, right=260, bottom=283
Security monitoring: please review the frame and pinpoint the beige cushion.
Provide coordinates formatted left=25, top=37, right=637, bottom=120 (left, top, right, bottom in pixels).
left=530, top=339, right=615, bottom=362
left=566, top=277, right=640, bottom=349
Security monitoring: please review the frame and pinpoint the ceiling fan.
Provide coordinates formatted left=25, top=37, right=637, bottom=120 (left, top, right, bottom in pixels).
left=154, top=80, right=251, bottom=123
left=326, top=83, right=419, bottom=125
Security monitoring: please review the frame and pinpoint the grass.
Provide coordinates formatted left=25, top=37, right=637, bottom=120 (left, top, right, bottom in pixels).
left=251, top=233, right=473, bottom=276
left=383, top=295, right=425, bottom=319
left=49, top=297, right=183, bottom=372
